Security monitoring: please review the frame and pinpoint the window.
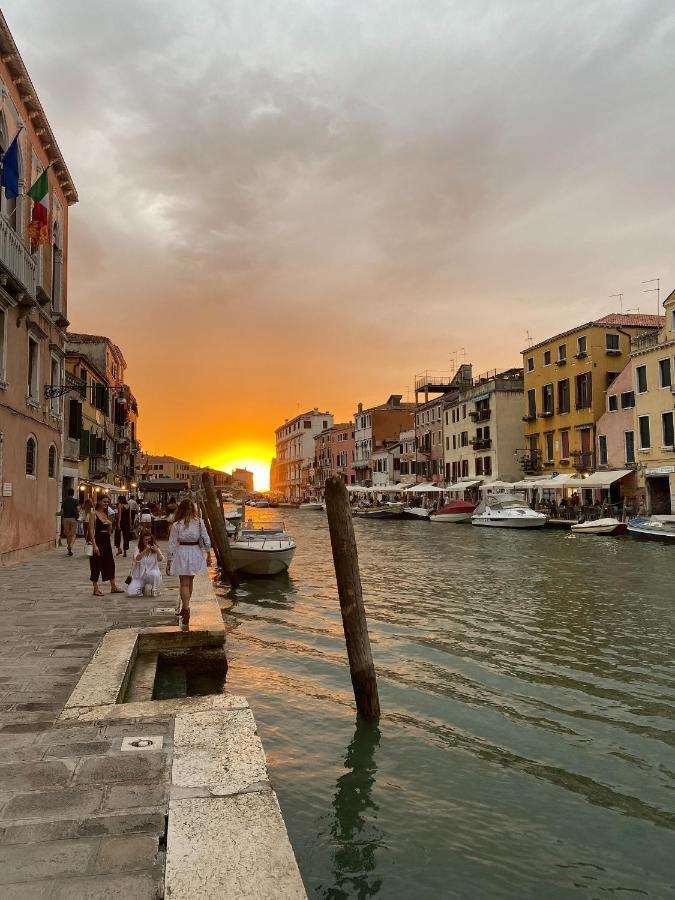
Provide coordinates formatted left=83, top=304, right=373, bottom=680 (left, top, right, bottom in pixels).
left=636, top=365, right=648, bottom=394
left=461, top=431, right=468, bottom=447
left=527, top=357, right=534, bottom=372
left=608, top=394, right=618, bottom=412
left=25, top=436, right=36, bottom=476
left=560, top=430, right=570, bottom=459
left=527, top=388, right=536, bottom=417
left=606, top=333, right=620, bottom=351
left=620, top=391, right=635, bottom=409
left=304, top=420, right=312, bottom=429
left=0, top=306, right=6, bottom=381
left=575, top=373, right=591, bottom=409
left=625, top=431, right=635, bottom=464
left=475, top=457, right=483, bottom=476
left=483, top=456, right=492, bottom=476
left=638, top=415, right=651, bottom=449
left=461, top=460, right=469, bottom=477
left=28, top=336, right=39, bottom=400
left=48, top=444, right=57, bottom=478
left=50, top=356, right=60, bottom=414
left=577, top=336, right=587, bottom=355
left=662, top=412, right=674, bottom=448
left=544, top=432, right=554, bottom=463
left=658, top=358, right=672, bottom=389
left=462, top=405, right=466, bottom=419
left=542, top=383, right=554, bottom=415
left=598, top=435, right=608, bottom=466
left=557, top=379, right=570, bottom=414
left=543, top=350, right=551, bottom=366
left=606, top=372, right=619, bottom=388
left=558, top=344, right=566, bottom=362
left=67, top=399, right=82, bottom=440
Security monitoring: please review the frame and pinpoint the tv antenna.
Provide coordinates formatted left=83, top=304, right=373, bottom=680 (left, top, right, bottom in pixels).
left=525, top=330, right=533, bottom=347
left=610, top=293, right=624, bottom=314
left=642, top=277, right=660, bottom=315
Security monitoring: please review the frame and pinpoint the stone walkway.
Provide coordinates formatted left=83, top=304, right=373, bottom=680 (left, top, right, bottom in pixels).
left=0, top=541, right=181, bottom=899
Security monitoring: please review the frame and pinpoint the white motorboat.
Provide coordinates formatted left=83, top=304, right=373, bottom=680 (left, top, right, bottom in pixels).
left=229, top=520, right=296, bottom=575
left=570, top=518, right=627, bottom=536
left=223, top=507, right=243, bottom=522
left=299, top=501, right=323, bottom=510
left=627, top=516, right=675, bottom=543
left=403, top=506, right=431, bottom=520
left=471, top=494, right=547, bottom=529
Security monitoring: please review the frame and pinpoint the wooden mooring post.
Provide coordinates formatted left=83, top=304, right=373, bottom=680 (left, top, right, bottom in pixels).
left=199, top=499, right=222, bottom=568
left=324, top=476, right=380, bottom=719
left=201, top=471, right=239, bottom=588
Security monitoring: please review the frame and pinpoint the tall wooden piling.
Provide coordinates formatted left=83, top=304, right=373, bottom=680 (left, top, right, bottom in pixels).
left=324, top=476, right=380, bottom=719
left=199, top=499, right=223, bottom=569
left=201, top=472, right=239, bottom=588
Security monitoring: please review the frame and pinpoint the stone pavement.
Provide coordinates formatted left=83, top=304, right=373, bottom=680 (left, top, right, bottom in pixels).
left=0, top=541, right=182, bottom=899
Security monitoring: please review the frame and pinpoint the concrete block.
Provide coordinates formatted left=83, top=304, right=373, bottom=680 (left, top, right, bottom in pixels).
left=64, top=629, right=138, bottom=711
left=50, top=873, right=158, bottom=900
left=43, top=740, right=112, bottom=758
left=0, top=759, right=75, bottom=793
left=104, top=782, right=167, bottom=811
left=0, top=837, right=96, bottom=883
left=165, top=794, right=307, bottom=899
left=0, top=818, right=80, bottom=845
left=1, top=882, right=55, bottom=899
left=74, top=753, right=166, bottom=786
left=59, top=692, right=248, bottom=724
left=93, top=834, right=158, bottom=873
left=76, top=810, right=166, bottom=838
left=1, top=787, right=105, bottom=822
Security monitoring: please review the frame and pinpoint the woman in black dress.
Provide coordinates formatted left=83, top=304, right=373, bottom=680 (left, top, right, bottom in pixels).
left=87, top=496, right=124, bottom=596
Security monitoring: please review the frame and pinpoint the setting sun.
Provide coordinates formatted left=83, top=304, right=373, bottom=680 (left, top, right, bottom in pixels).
left=207, top=443, right=274, bottom=493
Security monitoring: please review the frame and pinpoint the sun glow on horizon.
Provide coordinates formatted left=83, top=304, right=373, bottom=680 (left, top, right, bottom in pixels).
left=207, top=447, right=273, bottom=493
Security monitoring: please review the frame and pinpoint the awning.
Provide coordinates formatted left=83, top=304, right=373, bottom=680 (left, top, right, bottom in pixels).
left=566, top=469, right=632, bottom=489
left=446, top=479, right=480, bottom=491
left=405, top=482, right=446, bottom=493
left=515, top=474, right=576, bottom=489
left=479, top=480, right=521, bottom=492
left=472, top=393, right=490, bottom=403
left=80, top=480, right=129, bottom=493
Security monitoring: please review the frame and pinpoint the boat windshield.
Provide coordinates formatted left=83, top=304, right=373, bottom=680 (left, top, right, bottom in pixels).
left=474, top=494, right=530, bottom=514
left=238, top=520, right=286, bottom=534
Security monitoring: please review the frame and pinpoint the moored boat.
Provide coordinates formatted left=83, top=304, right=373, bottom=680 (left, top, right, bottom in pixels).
left=570, top=518, right=627, bottom=536
left=299, top=501, right=323, bottom=511
left=229, top=520, right=296, bottom=575
left=354, top=504, right=406, bottom=520
left=471, top=494, right=547, bottom=529
left=430, top=500, right=477, bottom=523
left=402, top=506, right=431, bottom=520
left=627, top=516, right=675, bottom=542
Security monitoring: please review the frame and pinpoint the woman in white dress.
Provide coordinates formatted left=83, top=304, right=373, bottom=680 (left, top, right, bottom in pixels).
left=166, top=498, right=212, bottom=627
left=126, top=529, right=164, bottom=597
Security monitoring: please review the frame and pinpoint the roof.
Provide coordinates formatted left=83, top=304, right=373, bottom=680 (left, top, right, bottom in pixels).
left=66, top=333, right=127, bottom=370
left=0, top=12, right=77, bottom=203
left=522, top=314, right=665, bottom=355
left=142, top=454, right=192, bottom=465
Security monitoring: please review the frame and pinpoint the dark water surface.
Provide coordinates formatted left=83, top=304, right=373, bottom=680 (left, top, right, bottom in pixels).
left=217, top=509, right=675, bottom=899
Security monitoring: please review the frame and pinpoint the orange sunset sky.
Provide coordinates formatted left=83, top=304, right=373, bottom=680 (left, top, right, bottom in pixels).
left=6, top=2, right=675, bottom=490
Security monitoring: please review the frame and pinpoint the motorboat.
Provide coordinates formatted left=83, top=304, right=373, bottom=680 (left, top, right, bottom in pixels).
left=299, top=501, right=323, bottom=511
left=229, top=520, right=296, bottom=575
left=570, top=518, right=627, bottom=536
left=354, top=504, right=406, bottom=520
left=627, top=516, right=675, bottom=543
left=471, top=494, right=547, bottom=529
left=223, top=507, right=243, bottom=523
left=402, top=506, right=431, bottom=520
left=430, top=500, right=477, bottom=523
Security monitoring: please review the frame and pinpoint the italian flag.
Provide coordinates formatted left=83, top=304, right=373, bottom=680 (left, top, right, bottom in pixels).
left=27, top=168, right=50, bottom=249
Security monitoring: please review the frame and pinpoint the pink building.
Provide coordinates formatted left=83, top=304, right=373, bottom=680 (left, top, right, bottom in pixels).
left=596, top=365, right=638, bottom=501
left=314, top=422, right=355, bottom=491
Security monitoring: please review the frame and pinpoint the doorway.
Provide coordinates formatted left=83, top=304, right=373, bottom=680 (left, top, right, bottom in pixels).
left=647, top=477, right=671, bottom=515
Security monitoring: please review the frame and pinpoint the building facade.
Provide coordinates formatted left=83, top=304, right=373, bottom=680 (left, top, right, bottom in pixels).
left=274, top=408, right=333, bottom=499
left=520, top=314, right=662, bottom=479
left=313, top=422, right=355, bottom=492
left=142, top=454, right=192, bottom=482
left=594, top=365, right=639, bottom=503
left=232, top=467, right=254, bottom=493
left=629, top=293, right=675, bottom=514
left=353, top=395, right=414, bottom=485
left=0, top=14, right=77, bottom=563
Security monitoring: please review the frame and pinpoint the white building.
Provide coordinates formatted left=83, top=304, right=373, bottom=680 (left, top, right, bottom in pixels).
left=273, top=408, right=333, bottom=499
left=372, top=440, right=402, bottom=487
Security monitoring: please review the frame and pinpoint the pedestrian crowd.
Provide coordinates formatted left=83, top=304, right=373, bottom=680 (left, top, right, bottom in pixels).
left=58, top=491, right=211, bottom=627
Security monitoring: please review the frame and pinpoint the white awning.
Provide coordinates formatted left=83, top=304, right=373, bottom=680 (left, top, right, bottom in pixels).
left=80, top=480, right=129, bottom=493
left=479, top=480, right=523, bottom=492
left=566, top=469, right=632, bottom=489
left=515, top=474, right=576, bottom=489
left=405, top=482, right=446, bottom=493
left=446, top=480, right=480, bottom=491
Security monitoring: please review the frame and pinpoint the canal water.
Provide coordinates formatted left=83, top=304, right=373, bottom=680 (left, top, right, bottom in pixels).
left=217, top=510, right=675, bottom=899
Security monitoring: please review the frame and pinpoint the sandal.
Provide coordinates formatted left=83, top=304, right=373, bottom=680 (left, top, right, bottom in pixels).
left=93, top=589, right=104, bottom=597
left=110, top=588, right=124, bottom=594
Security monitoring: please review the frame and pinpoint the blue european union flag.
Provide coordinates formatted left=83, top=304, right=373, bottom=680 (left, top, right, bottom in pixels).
left=1, top=131, right=20, bottom=200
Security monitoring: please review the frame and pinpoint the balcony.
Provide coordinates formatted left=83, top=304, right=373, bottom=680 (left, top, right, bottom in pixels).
left=522, top=412, right=537, bottom=423
left=469, top=409, right=491, bottom=422
left=537, top=410, right=554, bottom=419
left=0, top=215, right=37, bottom=301
left=555, top=358, right=567, bottom=367
left=571, top=450, right=594, bottom=471
left=519, top=450, right=542, bottom=475
left=472, top=438, right=492, bottom=451
left=575, top=350, right=588, bottom=360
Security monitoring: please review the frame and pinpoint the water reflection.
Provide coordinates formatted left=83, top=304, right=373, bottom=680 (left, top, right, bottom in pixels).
left=323, top=716, right=383, bottom=900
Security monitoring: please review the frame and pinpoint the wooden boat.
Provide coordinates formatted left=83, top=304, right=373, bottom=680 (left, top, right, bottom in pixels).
left=430, top=500, right=477, bottom=523
left=570, top=518, right=627, bottom=536
left=354, top=504, right=406, bottom=520
left=229, top=521, right=296, bottom=575
left=627, top=516, right=675, bottom=542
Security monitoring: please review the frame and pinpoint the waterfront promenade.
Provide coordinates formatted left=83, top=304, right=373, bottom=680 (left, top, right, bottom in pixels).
left=0, top=546, right=306, bottom=899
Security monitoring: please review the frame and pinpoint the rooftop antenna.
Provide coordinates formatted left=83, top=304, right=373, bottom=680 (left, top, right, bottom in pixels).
left=525, top=330, right=533, bottom=347
left=642, top=277, right=660, bottom=315
left=610, top=293, right=623, bottom=314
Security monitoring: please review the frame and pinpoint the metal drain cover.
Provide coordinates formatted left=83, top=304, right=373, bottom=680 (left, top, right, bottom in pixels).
left=153, top=606, right=177, bottom=615
left=121, top=736, right=164, bottom=752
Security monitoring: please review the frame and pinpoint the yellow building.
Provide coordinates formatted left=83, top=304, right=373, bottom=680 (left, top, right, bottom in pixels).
left=521, top=314, right=663, bottom=477
left=630, top=291, right=675, bottom=513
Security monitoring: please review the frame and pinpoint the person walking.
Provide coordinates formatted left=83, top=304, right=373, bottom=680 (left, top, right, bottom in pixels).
left=128, top=494, right=139, bottom=527
left=166, top=498, right=212, bottom=628
left=87, top=497, right=124, bottom=596
left=126, top=529, right=164, bottom=597
left=114, top=495, right=132, bottom=557
left=60, top=489, right=80, bottom=556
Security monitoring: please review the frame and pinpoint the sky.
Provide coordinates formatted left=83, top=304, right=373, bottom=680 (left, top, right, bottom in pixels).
left=5, top=0, right=675, bottom=490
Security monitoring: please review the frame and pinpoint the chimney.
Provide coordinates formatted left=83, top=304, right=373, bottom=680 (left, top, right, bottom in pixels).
left=357, top=402, right=363, bottom=413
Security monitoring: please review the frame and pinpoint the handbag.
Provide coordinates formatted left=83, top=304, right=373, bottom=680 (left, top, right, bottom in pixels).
left=85, top=543, right=94, bottom=557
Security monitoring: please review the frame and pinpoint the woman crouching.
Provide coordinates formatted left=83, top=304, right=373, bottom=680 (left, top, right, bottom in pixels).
left=166, top=499, right=212, bottom=627
left=127, top=529, right=164, bottom=597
